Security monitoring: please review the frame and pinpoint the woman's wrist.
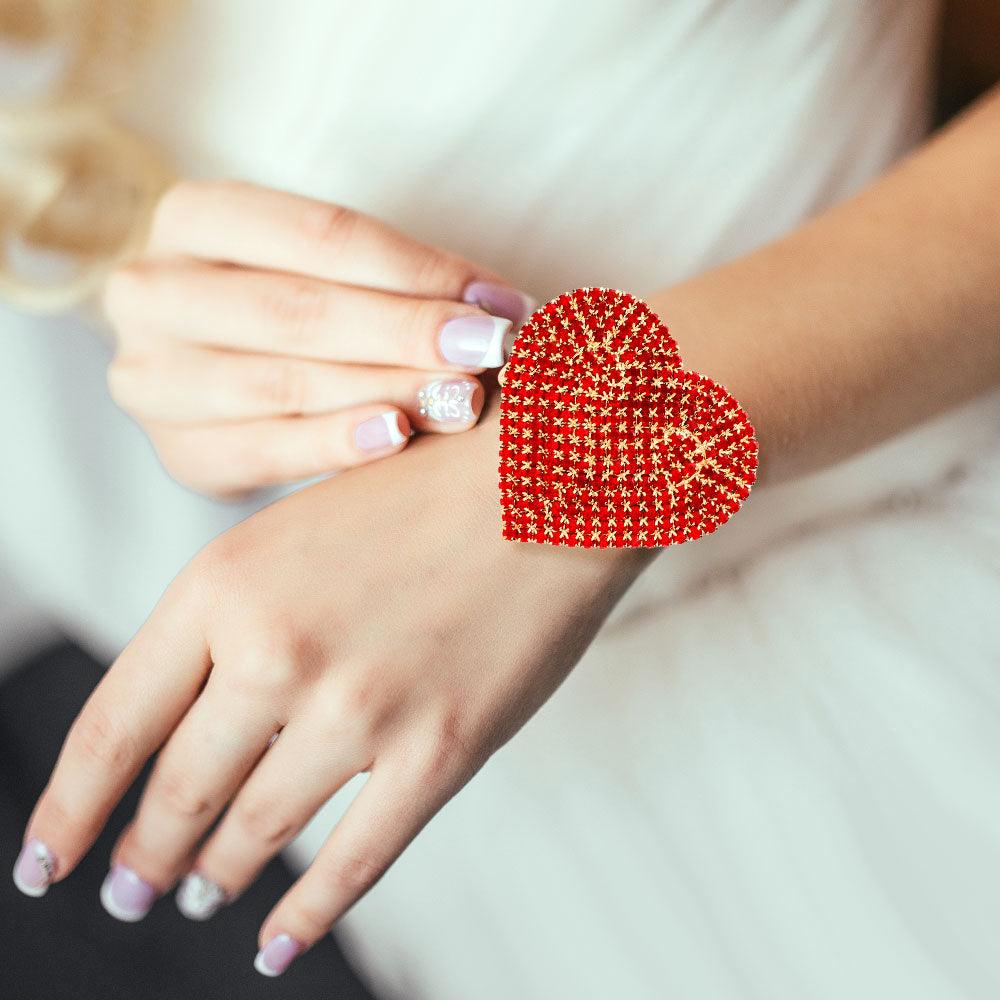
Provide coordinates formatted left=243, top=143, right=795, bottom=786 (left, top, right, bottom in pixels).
left=647, top=84, right=1000, bottom=485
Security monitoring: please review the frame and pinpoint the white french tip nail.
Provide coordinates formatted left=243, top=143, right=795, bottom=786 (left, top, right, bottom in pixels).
left=100, top=876, right=143, bottom=922
left=354, top=410, right=409, bottom=453
left=481, top=316, right=511, bottom=368
left=381, top=411, right=407, bottom=446
left=175, top=873, right=227, bottom=921
left=254, top=952, right=279, bottom=977
left=253, top=933, right=302, bottom=976
left=99, top=864, right=156, bottom=922
left=13, top=870, right=48, bottom=897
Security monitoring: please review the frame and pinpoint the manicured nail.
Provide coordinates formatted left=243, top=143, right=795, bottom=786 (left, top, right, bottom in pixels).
left=354, top=411, right=407, bottom=453
left=418, top=378, right=481, bottom=424
left=462, top=281, right=537, bottom=327
left=100, top=863, right=156, bottom=922
left=13, top=838, right=56, bottom=898
left=254, top=933, right=303, bottom=977
left=176, top=872, right=227, bottom=921
left=438, top=314, right=511, bottom=368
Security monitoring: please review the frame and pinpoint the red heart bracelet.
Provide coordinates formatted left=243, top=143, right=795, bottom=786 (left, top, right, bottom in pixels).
left=498, top=287, right=758, bottom=548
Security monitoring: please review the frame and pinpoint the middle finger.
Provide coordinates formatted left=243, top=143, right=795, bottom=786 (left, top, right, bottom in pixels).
left=176, top=707, right=368, bottom=919
left=105, top=260, right=513, bottom=372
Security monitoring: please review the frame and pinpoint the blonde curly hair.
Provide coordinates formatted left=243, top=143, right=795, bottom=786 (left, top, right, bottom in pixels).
left=0, top=0, right=176, bottom=313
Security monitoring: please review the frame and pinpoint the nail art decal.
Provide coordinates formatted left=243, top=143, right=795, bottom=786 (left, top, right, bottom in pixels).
left=176, top=872, right=228, bottom=921
left=418, top=379, right=479, bottom=423
left=13, top=838, right=56, bottom=897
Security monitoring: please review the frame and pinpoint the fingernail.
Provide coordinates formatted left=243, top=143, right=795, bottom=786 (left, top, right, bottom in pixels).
left=254, top=933, right=303, bottom=977
left=176, top=872, right=228, bottom=921
left=354, top=411, right=407, bottom=453
left=100, top=863, right=156, bottom=922
left=13, top=838, right=56, bottom=898
left=438, top=314, right=511, bottom=368
left=418, top=378, right=481, bottom=424
left=462, top=281, right=537, bottom=327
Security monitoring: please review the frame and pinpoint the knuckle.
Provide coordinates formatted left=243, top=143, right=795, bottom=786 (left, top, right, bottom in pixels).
left=301, top=200, right=358, bottom=256
left=407, top=245, right=475, bottom=298
left=283, top=898, right=336, bottom=941
left=317, top=666, right=386, bottom=739
left=328, top=850, right=387, bottom=898
left=71, top=701, right=136, bottom=772
left=218, top=622, right=316, bottom=699
left=260, top=359, right=310, bottom=415
left=152, top=769, right=214, bottom=820
left=419, top=712, right=482, bottom=782
left=159, top=547, right=225, bottom=617
left=256, top=277, right=331, bottom=348
left=233, top=799, right=297, bottom=849
left=390, top=296, right=437, bottom=363
left=193, top=530, right=250, bottom=583
left=330, top=675, right=375, bottom=723
left=226, top=654, right=299, bottom=699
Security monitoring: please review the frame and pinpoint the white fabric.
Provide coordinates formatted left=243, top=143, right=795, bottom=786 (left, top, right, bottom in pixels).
left=5, top=1, right=1000, bottom=998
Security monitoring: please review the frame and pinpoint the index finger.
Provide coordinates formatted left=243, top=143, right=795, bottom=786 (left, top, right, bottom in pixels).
left=145, top=180, right=535, bottom=324
left=13, top=585, right=211, bottom=896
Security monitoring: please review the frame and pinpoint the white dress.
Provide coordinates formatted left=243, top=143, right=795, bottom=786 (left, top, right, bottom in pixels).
left=5, top=2, right=1000, bottom=998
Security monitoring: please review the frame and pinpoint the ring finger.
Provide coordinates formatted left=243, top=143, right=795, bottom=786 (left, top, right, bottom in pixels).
left=105, top=260, right=513, bottom=373
left=109, top=345, right=484, bottom=433
left=101, top=672, right=281, bottom=921
left=176, top=710, right=366, bottom=920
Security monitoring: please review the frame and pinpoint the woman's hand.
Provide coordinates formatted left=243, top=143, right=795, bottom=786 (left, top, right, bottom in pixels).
left=15, top=411, right=651, bottom=974
left=102, top=180, right=535, bottom=497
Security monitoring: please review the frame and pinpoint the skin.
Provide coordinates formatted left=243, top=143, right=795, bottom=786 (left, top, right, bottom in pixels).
left=19, top=15, right=1000, bottom=973
left=102, top=180, right=529, bottom=495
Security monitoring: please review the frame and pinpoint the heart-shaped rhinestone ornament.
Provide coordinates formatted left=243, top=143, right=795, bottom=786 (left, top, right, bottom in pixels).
left=498, top=287, right=758, bottom=548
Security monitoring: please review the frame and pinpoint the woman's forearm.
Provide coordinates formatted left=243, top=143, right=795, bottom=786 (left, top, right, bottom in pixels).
left=649, top=83, right=1000, bottom=485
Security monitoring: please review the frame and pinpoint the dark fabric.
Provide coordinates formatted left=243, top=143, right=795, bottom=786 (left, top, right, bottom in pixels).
left=0, top=641, right=377, bottom=1000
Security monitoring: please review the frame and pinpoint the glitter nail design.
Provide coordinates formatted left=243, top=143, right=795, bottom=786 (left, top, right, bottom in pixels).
left=418, top=379, right=478, bottom=423
left=176, top=872, right=228, bottom=921
left=13, top=838, right=56, bottom=897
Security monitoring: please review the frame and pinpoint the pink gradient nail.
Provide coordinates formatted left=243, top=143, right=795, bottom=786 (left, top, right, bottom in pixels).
left=13, top=838, right=56, bottom=897
left=254, top=933, right=302, bottom=977
left=100, top=864, right=156, bottom=922
left=354, top=411, right=407, bottom=453
left=462, top=280, right=537, bottom=327
left=438, top=314, right=511, bottom=368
